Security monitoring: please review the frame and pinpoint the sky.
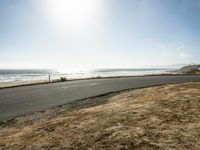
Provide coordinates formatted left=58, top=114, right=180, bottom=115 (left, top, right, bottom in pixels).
left=0, top=0, right=200, bottom=69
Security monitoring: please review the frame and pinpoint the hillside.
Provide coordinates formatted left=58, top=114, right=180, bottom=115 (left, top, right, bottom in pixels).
left=176, top=65, right=200, bottom=74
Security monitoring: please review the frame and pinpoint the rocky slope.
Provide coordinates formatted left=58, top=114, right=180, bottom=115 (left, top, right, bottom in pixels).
left=176, top=65, right=200, bottom=74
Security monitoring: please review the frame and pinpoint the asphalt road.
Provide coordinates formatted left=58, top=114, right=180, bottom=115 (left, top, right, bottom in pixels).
left=0, top=75, right=200, bottom=121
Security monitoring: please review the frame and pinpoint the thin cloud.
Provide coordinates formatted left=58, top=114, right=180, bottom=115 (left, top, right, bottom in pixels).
left=179, top=52, right=189, bottom=59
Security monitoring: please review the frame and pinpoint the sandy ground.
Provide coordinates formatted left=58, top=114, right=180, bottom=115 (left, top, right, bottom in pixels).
left=0, top=82, right=200, bottom=150
left=0, top=80, right=48, bottom=88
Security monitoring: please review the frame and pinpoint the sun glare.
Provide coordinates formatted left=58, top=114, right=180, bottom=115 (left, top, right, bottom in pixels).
left=47, top=0, right=100, bottom=31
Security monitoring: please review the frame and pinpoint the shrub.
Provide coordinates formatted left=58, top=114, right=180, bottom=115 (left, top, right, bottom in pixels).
left=60, top=77, right=67, bottom=82
left=97, top=75, right=101, bottom=78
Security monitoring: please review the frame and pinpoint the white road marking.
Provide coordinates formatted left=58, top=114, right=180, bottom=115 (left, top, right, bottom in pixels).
left=89, top=83, right=98, bottom=86
left=62, top=82, right=98, bottom=89
left=63, top=85, right=78, bottom=89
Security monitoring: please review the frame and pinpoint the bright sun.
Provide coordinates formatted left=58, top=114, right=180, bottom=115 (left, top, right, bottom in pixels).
left=47, top=0, right=100, bottom=31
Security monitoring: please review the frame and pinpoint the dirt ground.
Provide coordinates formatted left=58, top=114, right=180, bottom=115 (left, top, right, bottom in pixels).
left=0, top=82, right=200, bottom=150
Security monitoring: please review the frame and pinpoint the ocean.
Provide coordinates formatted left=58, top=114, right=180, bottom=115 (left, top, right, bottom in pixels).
left=0, top=68, right=175, bottom=83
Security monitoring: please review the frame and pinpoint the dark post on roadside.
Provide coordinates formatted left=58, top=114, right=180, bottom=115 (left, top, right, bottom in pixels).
left=48, top=75, right=51, bottom=83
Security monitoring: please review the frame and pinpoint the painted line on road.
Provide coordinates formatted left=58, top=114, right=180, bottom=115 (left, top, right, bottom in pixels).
left=62, top=82, right=98, bottom=89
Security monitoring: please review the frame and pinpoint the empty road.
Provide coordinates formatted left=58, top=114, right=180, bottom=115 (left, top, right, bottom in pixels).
left=0, top=75, right=200, bottom=121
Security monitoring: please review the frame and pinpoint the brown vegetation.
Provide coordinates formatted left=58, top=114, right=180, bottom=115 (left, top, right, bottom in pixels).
left=0, top=82, right=200, bottom=150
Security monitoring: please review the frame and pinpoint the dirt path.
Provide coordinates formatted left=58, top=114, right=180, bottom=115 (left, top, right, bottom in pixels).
left=0, top=82, right=200, bottom=150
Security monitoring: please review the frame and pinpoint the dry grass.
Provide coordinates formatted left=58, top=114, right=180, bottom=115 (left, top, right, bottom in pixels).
left=0, top=82, right=200, bottom=150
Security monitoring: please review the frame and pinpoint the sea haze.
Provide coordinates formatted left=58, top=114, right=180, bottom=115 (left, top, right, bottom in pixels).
left=0, top=68, right=175, bottom=83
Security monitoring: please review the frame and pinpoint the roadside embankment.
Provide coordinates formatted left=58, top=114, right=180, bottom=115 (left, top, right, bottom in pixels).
left=0, top=82, right=200, bottom=149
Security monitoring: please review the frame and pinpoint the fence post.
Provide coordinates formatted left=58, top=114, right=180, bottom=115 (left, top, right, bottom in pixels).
left=48, top=75, right=51, bottom=83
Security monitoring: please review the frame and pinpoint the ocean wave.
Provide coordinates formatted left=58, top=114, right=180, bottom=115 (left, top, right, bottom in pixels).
left=0, top=68, right=174, bottom=83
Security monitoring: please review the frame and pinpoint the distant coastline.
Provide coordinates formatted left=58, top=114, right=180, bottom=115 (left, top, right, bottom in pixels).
left=0, top=73, right=190, bottom=89
left=0, top=68, right=173, bottom=83
left=1, top=65, right=199, bottom=89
